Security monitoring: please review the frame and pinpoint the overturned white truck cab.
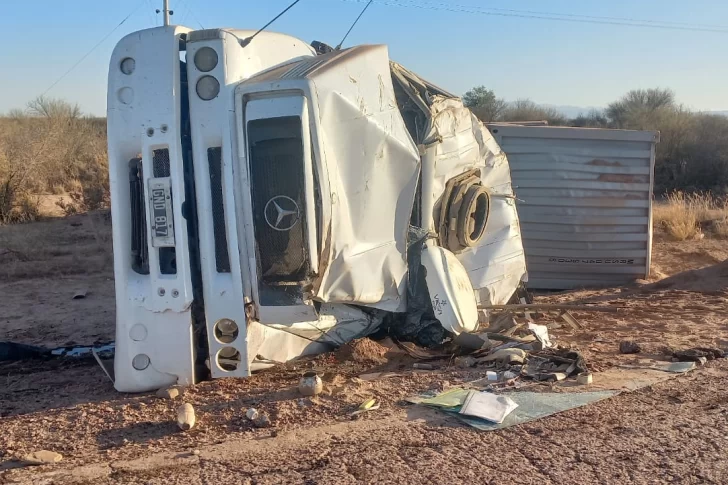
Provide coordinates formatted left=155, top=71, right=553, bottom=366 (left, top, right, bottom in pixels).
left=107, top=25, right=527, bottom=392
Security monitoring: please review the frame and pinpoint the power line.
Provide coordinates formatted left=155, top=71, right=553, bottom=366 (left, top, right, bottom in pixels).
left=337, top=0, right=728, bottom=34
left=41, top=1, right=146, bottom=97
left=336, top=0, right=373, bottom=49
left=177, top=0, right=205, bottom=29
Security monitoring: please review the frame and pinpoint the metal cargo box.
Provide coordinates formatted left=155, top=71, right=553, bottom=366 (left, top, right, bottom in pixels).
left=488, top=124, right=659, bottom=290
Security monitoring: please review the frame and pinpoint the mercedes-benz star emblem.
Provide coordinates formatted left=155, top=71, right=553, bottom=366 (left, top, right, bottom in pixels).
left=264, top=195, right=300, bottom=231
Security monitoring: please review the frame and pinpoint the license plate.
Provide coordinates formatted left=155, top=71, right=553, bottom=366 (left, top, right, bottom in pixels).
left=148, top=178, right=175, bottom=248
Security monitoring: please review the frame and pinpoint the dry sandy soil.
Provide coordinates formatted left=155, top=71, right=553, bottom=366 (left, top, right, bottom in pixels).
left=1, top=213, right=727, bottom=484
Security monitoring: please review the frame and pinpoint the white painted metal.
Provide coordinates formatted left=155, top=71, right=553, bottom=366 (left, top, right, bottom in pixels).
left=185, top=30, right=316, bottom=379
left=416, top=96, right=527, bottom=306
left=489, top=124, right=659, bottom=290
left=421, top=243, right=479, bottom=334
left=108, top=26, right=195, bottom=392
left=235, top=45, right=421, bottom=314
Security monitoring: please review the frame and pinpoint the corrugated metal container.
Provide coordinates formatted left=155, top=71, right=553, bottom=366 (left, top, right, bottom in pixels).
left=488, top=124, right=660, bottom=290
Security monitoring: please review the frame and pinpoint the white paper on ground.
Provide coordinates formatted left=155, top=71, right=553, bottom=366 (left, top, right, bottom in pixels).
left=459, top=391, right=519, bottom=424
left=527, top=322, right=553, bottom=348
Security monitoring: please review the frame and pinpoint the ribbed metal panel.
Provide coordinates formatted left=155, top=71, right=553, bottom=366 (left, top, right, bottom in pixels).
left=489, top=124, right=659, bottom=290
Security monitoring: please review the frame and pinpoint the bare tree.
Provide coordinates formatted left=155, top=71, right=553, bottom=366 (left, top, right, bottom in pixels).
left=27, top=96, right=81, bottom=119
left=606, top=88, right=675, bottom=129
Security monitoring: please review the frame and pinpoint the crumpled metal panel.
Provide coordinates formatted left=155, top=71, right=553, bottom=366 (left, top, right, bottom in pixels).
left=425, top=97, right=527, bottom=305
left=305, top=46, right=421, bottom=312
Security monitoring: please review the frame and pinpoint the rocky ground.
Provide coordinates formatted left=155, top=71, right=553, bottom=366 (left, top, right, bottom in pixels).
left=1, top=213, right=727, bottom=484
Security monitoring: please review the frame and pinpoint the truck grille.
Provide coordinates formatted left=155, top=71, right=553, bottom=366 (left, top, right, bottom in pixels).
left=208, top=147, right=231, bottom=273
left=248, top=117, right=308, bottom=283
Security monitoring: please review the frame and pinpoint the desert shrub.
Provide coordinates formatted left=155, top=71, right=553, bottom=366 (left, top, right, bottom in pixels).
left=0, top=96, right=108, bottom=223
left=653, top=191, right=712, bottom=240
left=500, top=99, right=568, bottom=126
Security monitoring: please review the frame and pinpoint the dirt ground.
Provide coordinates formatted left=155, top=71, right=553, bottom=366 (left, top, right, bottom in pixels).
left=1, top=213, right=727, bottom=484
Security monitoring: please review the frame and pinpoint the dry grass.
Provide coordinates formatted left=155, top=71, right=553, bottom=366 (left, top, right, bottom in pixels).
left=0, top=97, right=108, bottom=224
left=653, top=191, right=728, bottom=240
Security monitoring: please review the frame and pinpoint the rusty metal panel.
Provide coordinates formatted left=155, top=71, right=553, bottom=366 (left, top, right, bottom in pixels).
left=488, top=124, right=659, bottom=290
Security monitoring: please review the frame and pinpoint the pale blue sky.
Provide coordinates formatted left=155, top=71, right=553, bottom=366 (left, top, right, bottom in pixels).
left=1, top=0, right=727, bottom=115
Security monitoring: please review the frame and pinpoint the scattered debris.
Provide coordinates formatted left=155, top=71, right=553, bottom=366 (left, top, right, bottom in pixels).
left=72, top=289, right=88, bottom=300
left=177, top=403, right=196, bottom=431
left=486, top=371, right=498, bottom=381
left=480, top=304, right=619, bottom=313
left=617, top=362, right=696, bottom=373
left=156, top=387, right=180, bottom=400
left=453, top=332, right=490, bottom=350
left=358, top=371, right=402, bottom=381
left=0, top=341, right=49, bottom=361
left=502, top=370, right=519, bottom=380
left=619, top=340, right=642, bottom=354
left=457, top=391, right=618, bottom=431
left=350, top=398, right=380, bottom=417
left=478, top=348, right=526, bottom=365
left=522, top=349, right=588, bottom=381
left=577, top=372, right=593, bottom=385
left=395, top=340, right=451, bottom=360
left=192, top=449, right=201, bottom=456
left=245, top=408, right=259, bottom=421
left=412, top=363, right=435, bottom=370
left=298, top=371, right=323, bottom=396
left=459, top=391, right=518, bottom=424
left=455, top=356, right=477, bottom=368
left=673, top=347, right=725, bottom=362
left=21, top=450, right=63, bottom=466
left=559, top=311, right=583, bottom=330
left=527, top=322, right=552, bottom=349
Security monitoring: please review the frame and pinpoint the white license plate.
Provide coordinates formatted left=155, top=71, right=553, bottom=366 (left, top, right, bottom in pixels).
left=148, top=178, right=175, bottom=248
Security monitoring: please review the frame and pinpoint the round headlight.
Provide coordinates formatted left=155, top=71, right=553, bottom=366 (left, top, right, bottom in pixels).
left=120, top=57, right=135, bottom=75
left=194, top=47, right=218, bottom=72
left=196, top=76, right=220, bottom=101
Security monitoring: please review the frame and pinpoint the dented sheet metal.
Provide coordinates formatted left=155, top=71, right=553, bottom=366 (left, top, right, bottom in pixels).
left=238, top=46, right=420, bottom=313
left=391, top=63, right=527, bottom=307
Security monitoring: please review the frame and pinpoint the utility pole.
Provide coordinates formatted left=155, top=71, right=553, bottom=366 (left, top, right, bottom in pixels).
left=161, top=0, right=171, bottom=26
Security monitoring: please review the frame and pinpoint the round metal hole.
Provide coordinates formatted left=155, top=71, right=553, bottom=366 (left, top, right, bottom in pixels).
left=120, top=57, right=135, bottom=75
left=160, top=124, right=168, bottom=133
left=132, top=353, right=150, bottom=370
left=147, top=127, right=155, bottom=137
left=158, top=288, right=166, bottom=296
left=214, top=319, right=239, bottom=344
left=216, top=347, right=241, bottom=372
left=172, top=289, right=179, bottom=298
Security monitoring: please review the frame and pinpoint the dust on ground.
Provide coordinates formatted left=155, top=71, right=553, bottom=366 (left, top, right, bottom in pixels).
left=1, top=214, right=727, bottom=484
